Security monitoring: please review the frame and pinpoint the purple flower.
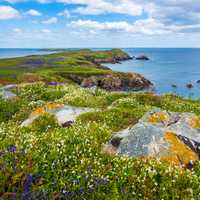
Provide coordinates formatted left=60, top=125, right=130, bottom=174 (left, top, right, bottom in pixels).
left=65, top=191, right=70, bottom=198
left=7, top=145, right=16, bottom=153
left=42, top=192, right=46, bottom=200
left=9, top=192, right=15, bottom=200
left=74, top=179, right=79, bottom=184
left=48, top=82, right=58, bottom=86
left=22, top=174, right=33, bottom=200
left=71, top=192, right=76, bottom=198
left=78, top=188, right=84, bottom=197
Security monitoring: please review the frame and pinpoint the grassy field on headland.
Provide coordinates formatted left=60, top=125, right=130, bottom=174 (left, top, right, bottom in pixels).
left=0, top=49, right=200, bottom=199
left=0, top=49, right=128, bottom=84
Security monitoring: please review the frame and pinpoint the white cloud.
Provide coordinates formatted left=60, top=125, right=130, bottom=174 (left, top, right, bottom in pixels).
left=26, top=9, right=42, bottom=16
left=13, top=28, right=22, bottom=33
left=5, top=0, right=26, bottom=3
left=37, top=0, right=52, bottom=3
left=60, top=0, right=143, bottom=16
left=41, top=29, right=51, bottom=33
left=42, top=17, right=57, bottom=24
left=0, top=6, right=20, bottom=20
left=58, top=9, right=71, bottom=18
left=71, top=18, right=172, bottom=35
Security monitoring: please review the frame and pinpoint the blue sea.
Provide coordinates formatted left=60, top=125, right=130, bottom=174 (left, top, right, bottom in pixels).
left=0, top=48, right=56, bottom=59
left=107, top=48, right=200, bottom=99
left=1, top=48, right=200, bottom=99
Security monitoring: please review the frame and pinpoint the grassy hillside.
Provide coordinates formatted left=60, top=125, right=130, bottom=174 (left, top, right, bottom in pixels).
left=1, top=83, right=200, bottom=199
left=0, top=49, right=130, bottom=84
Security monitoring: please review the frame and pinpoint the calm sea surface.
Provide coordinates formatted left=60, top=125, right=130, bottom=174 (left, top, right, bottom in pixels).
left=0, top=48, right=56, bottom=59
left=1, top=48, right=200, bottom=99
left=107, top=48, right=200, bottom=99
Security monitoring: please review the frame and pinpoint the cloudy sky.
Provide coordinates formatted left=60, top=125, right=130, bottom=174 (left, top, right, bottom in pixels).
left=1, top=0, right=200, bottom=48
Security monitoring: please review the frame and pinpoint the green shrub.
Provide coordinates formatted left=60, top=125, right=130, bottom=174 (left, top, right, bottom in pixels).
left=0, top=98, right=21, bottom=122
left=25, top=113, right=59, bottom=133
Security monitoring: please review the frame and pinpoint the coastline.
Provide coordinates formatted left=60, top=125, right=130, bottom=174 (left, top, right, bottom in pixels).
left=0, top=49, right=153, bottom=92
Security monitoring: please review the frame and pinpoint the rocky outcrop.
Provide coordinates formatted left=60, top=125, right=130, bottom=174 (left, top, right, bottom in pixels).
left=69, top=73, right=153, bottom=91
left=186, top=83, right=193, bottom=88
left=135, top=55, right=149, bottom=60
left=93, top=54, right=132, bottom=64
left=21, top=102, right=93, bottom=127
left=104, top=109, right=200, bottom=167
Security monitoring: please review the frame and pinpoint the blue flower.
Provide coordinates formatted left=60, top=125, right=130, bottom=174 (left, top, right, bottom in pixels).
left=22, top=174, right=33, bottom=200
left=65, top=191, right=70, bottom=198
left=7, top=145, right=16, bottom=153
left=42, top=192, right=46, bottom=200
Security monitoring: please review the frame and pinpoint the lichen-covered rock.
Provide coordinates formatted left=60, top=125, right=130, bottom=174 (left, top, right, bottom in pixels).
left=21, top=102, right=93, bottom=127
left=106, top=109, right=200, bottom=167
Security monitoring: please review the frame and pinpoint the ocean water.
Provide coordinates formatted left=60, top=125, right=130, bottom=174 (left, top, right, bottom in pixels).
left=107, top=48, right=200, bottom=99
left=1, top=48, right=200, bottom=99
left=0, top=48, right=56, bottom=59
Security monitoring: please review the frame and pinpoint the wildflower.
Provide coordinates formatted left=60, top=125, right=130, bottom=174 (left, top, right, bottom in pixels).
left=42, top=192, right=46, bottom=200
left=7, top=145, right=16, bottom=153
left=22, top=174, right=33, bottom=200
left=65, top=191, right=70, bottom=198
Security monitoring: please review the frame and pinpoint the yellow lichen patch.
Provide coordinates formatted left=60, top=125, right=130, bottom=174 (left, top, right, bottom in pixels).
left=162, top=131, right=198, bottom=165
left=29, top=102, right=64, bottom=118
left=45, top=102, right=64, bottom=110
left=148, top=112, right=170, bottom=124
left=190, top=116, right=200, bottom=129
left=31, top=107, right=46, bottom=117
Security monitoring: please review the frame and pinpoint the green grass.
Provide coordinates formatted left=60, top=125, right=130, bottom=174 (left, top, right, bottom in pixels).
left=0, top=49, right=129, bottom=84
left=1, top=83, right=200, bottom=199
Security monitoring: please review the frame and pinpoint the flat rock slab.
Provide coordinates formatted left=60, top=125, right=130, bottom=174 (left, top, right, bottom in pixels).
left=106, top=109, right=200, bottom=166
left=0, top=90, right=17, bottom=100
left=21, top=102, right=93, bottom=127
left=0, top=84, right=17, bottom=100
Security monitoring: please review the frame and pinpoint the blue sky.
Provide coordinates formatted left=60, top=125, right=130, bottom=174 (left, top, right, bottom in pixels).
left=1, top=0, right=200, bottom=48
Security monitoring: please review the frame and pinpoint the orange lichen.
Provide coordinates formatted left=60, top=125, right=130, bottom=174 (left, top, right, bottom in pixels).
left=45, top=102, right=64, bottom=110
left=148, top=112, right=170, bottom=124
left=29, top=102, right=64, bottom=118
left=31, top=107, right=46, bottom=117
left=162, top=131, right=198, bottom=165
left=190, top=116, right=200, bottom=129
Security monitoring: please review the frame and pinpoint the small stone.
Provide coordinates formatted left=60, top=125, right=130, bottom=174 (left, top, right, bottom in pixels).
left=110, top=137, right=123, bottom=148
left=186, top=83, right=193, bottom=88
left=62, top=121, right=74, bottom=128
left=135, top=55, right=149, bottom=60
left=171, top=84, right=177, bottom=88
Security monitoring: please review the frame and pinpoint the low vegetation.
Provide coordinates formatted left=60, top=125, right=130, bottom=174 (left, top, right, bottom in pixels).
left=0, top=49, right=128, bottom=84
left=1, top=82, right=200, bottom=199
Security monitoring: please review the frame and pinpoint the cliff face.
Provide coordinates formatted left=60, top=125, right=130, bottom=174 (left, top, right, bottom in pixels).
left=65, top=49, right=153, bottom=91
left=68, top=72, right=153, bottom=91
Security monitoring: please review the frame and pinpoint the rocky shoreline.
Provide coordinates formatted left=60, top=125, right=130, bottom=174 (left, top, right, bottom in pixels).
left=69, top=73, right=153, bottom=91
left=64, top=49, right=153, bottom=91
